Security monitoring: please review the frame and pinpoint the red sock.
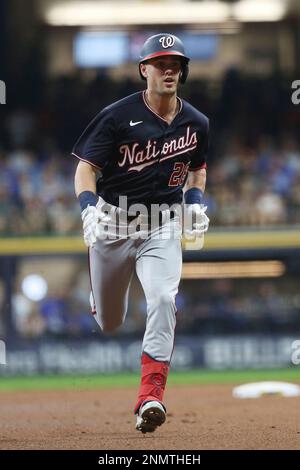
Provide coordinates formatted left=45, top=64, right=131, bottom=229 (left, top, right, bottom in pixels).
left=134, top=352, right=169, bottom=414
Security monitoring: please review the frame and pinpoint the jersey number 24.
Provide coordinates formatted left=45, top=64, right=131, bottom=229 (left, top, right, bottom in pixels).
left=168, top=162, right=190, bottom=187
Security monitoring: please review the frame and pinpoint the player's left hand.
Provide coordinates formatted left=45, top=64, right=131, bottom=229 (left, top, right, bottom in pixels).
left=183, top=203, right=210, bottom=238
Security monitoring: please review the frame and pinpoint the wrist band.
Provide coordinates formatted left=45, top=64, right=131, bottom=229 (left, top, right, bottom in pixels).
left=78, top=191, right=98, bottom=211
left=184, top=188, right=204, bottom=205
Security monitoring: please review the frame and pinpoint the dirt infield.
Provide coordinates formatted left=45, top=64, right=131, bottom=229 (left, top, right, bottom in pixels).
left=0, top=384, right=299, bottom=450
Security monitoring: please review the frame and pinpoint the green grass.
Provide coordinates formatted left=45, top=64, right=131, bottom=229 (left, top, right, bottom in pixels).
left=0, top=368, right=299, bottom=392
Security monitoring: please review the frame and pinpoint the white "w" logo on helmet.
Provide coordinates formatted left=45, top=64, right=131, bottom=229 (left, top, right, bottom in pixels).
left=159, top=36, right=175, bottom=49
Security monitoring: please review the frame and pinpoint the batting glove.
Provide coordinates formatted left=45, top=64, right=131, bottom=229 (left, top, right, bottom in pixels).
left=81, top=205, right=110, bottom=248
left=183, top=203, right=210, bottom=238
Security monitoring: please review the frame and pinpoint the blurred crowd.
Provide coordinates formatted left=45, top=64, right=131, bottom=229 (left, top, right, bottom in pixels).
left=0, top=135, right=299, bottom=235
left=0, top=149, right=79, bottom=235
left=207, top=135, right=300, bottom=226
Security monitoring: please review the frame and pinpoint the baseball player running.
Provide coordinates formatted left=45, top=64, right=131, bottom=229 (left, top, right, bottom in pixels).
left=72, top=33, right=209, bottom=433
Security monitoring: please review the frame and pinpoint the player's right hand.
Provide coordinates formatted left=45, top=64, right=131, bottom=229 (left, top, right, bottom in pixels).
left=81, top=205, right=110, bottom=247
left=81, top=205, right=99, bottom=247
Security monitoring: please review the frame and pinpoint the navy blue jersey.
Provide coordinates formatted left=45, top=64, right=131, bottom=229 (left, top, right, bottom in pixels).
left=72, top=91, right=208, bottom=208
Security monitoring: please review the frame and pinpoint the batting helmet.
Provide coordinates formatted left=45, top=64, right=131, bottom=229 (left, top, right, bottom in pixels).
left=139, top=33, right=190, bottom=84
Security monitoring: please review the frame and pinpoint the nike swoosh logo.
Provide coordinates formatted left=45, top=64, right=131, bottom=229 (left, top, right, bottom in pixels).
left=130, top=120, right=143, bottom=127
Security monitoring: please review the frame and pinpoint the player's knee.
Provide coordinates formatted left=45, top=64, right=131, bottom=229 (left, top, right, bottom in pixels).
left=149, top=291, right=176, bottom=310
left=161, top=292, right=175, bottom=307
left=99, top=319, right=122, bottom=334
